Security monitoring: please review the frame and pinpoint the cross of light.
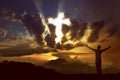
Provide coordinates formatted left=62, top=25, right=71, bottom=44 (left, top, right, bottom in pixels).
left=48, top=12, right=71, bottom=44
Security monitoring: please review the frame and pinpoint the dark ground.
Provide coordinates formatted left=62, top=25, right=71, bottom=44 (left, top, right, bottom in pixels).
left=0, top=60, right=120, bottom=80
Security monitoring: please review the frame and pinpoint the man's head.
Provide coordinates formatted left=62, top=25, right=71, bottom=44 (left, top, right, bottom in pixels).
left=97, top=45, right=101, bottom=50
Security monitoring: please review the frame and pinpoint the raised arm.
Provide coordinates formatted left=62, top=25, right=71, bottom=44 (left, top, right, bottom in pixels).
left=85, top=44, right=96, bottom=51
left=101, top=46, right=111, bottom=52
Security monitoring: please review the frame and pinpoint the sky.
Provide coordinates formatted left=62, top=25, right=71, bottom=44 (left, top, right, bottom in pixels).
left=0, top=0, right=120, bottom=39
left=0, top=0, right=120, bottom=73
left=0, top=0, right=119, bottom=20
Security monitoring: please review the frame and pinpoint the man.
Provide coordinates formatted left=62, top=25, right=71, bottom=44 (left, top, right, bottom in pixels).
left=85, top=45, right=111, bottom=74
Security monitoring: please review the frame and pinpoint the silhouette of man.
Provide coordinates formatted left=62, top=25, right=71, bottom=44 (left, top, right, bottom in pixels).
left=85, top=45, right=111, bottom=74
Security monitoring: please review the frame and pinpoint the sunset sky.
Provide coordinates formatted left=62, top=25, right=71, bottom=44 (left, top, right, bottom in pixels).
left=0, top=0, right=120, bottom=74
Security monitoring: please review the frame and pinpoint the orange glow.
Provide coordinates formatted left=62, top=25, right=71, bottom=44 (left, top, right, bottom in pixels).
left=69, top=55, right=77, bottom=59
left=22, top=53, right=58, bottom=61
left=66, top=46, right=94, bottom=53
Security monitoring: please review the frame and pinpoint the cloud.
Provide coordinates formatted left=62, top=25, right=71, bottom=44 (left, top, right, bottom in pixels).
left=0, top=28, right=8, bottom=40
left=0, top=39, right=58, bottom=57
left=88, top=20, right=105, bottom=42
left=21, top=12, right=45, bottom=45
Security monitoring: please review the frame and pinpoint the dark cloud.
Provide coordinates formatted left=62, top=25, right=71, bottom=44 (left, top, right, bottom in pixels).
left=88, top=20, right=105, bottom=42
left=61, top=0, right=120, bottom=38
left=0, top=8, right=27, bottom=41
left=107, top=25, right=119, bottom=37
left=55, top=43, right=63, bottom=49
left=21, top=12, right=44, bottom=45
left=0, top=43, right=58, bottom=57
left=0, top=0, right=120, bottom=49
left=61, top=19, right=88, bottom=46
left=47, top=24, right=56, bottom=38
left=62, top=24, right=70, bottom=36
left=76, top=21, right=88, bottom=40
left=61, top=19, right=88, bottom=43
left=45, top=34, right=55, bottom=48
left=69, top=19, right=80, bottom=40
